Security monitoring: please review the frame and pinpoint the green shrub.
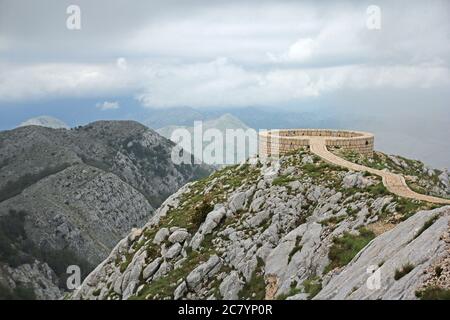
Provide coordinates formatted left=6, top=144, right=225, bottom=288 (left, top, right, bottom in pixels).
left=366, top=183, right=388, bottom=196
left=13, top=284, right=36, bottom=300
left=416, top=287, right=450, bottom=300
left=435, top=266, right=443, bottom=277
left=325, top=228, right=375, bottom=273
left=397, top=198, right=422, bottom=220
left=319, top=215, right=346, bottom=226
left=302, top=276, right=322, bottom=299
left=190, top=200, right=214, bottom=233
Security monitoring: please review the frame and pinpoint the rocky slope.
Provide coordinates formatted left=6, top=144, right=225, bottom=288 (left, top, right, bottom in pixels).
left=70, top=148, right=450, bottom=300
left=0, top=121, right=211, bottom=299
left=334, top=149, right=450, bottom=199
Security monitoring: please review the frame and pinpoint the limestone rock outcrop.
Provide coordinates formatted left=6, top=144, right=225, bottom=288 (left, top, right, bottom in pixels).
left=69, top=149, right=450, bottom=300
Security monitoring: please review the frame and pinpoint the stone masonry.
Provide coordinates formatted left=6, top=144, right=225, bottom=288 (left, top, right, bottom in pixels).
left=259, top=129, right=374, bottom=157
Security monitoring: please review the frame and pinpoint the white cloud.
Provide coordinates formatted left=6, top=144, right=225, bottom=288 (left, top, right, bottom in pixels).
left=96, top=101, right=120, bottom=111
left=136, top=58, right=450, bottom=108
left=268, top=38, right=317, bottom=63
left=0, top=61, right=133, bottom=101
left=0, top=58, right=449, bottom=108
left=0, top=1, right=449, bottom=108
left=116, top=58, right=128, bottom=70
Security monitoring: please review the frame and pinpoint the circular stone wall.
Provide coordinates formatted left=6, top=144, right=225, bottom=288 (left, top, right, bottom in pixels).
left=259, top=129, right=374, bottom=157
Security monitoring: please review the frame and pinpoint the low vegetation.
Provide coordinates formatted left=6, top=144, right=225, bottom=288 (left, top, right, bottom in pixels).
left=125, top=163, right=262, bottom=299
left=0, top=209, right=93, bottom=290
left=0, top=163, right=71, bottom=202
left=238, top=258, right=266, bottom=300
left=325, top=227, right=375, bottom=273
left=302, top=276, right=322, bottom=299
left=0, top=282, right=36, bottom=300
left=394, top=263, right=415, bottom=280
left=416, top=287, right=450, bottom=300
left=132, top=249, right=211, bottom=300
left=333, top=149, right=449, bottom=199
left=414, top=215, right=439, bottom=239
left=272, top=175, right=295, bottom=186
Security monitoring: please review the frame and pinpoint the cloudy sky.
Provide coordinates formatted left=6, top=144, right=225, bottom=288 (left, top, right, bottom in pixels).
left=0, top=0, right=449, bottom=166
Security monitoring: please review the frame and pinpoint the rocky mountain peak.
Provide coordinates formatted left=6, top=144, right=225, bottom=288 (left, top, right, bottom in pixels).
left=70, top=148, right=450, bottom=300
left=0, top=121, right=212, bottom=299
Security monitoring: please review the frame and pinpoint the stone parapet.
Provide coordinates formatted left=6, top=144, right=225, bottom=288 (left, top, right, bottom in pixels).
left=259, top=129, right=374, bottom=157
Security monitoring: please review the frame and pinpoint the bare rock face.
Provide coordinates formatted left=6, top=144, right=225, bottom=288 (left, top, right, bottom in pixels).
left=0, top=261, right=61, bottom=300
left=0, top=121, right=211, bottom=299
left=68, top=151, right=450, bottom=301
left=220, top=271, right=244, bottom=299
left=315, top=207, right=450, bottom=300
left=342, top=172, right=373, bottom=189
left=2, top=164, right=153, bottom=265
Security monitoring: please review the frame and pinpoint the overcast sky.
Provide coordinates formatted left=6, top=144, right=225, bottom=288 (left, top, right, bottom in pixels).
left=0, top=0, right=449, bottom=167
left=1, top=0, right=449, bottom=107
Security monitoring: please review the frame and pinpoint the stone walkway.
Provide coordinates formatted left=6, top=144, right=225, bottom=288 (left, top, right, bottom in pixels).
left=308, top=137, right=450, bottom=205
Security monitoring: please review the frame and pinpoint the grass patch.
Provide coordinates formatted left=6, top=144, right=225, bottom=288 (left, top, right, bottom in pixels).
left=319, top=215, right=346, bottom=226
left=119, top=252, right=134, bottom=273
left=238, top=257, right=266, bottom=300
left=302, top=276, right=322, bottom=299
left=394, top=263, right=414, bottom=280
left=324, top=227, right=375, bottom=274
left=414, top=215, right=438, bottom=239
left=397, top=198, right=423, bottom=221
left=302, top=162, right=336, bottom=178
left=366, top=183, right=389, bottom=197
left=272, top=175, right=295, bottom=186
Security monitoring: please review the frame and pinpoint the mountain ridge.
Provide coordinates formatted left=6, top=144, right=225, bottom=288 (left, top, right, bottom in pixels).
left=0, top=120, right=212, bottom=299
left=69, top=148, right=450, bottom=300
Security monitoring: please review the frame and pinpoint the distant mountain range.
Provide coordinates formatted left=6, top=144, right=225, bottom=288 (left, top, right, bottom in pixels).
left=140, top=106, right=338, bottom=131
left=19, top=116, right=69, bottom=130
left=157, top=114, right=255, bottom=165
left=0, top=121, right=211, bottom=299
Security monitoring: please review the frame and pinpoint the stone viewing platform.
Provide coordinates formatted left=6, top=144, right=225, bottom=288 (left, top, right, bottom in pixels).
left=259, top=129, right=374, bottom=157
left=259, top=128, right=450, bottom=205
